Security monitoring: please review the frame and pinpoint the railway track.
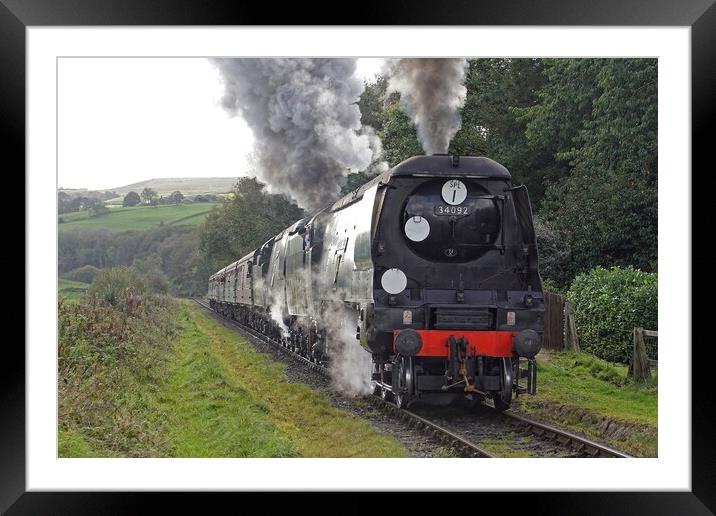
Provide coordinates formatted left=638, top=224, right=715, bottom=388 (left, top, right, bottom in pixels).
left=192, top=298, right=630, bottom=459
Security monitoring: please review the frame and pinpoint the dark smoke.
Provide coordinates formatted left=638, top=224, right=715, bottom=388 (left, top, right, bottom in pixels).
left=211, top=58, right=385, bottom=211
left=385, top=58, right=468, bottom=155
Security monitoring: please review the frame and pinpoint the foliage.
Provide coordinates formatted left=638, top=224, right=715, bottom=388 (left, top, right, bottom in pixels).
left=58, top=189, right=117, bottom=214
left=132, top=255, right=171, bottom=294
left=198, top=177, right=305, bottom=273
left=540, top=278, right=565, bottom=296
left=170, top=190, right=184, bottom=205
left=534, top=216, right=572, bottom=288
left=58, top=225, right=206, bottom=296
left=58, top=294, right=180, bottom=456
left=141, top=187, right=158, bottom=205
left=123, top=191, right=141, bottom=207
left=378, top=103, right=423, bottom=166
left=567, top=266, right=657, bottom=364
left=89, top=200, right=110, bottom=218
left=64, top=264, right=102, bottom=284
left=540, top=168, right=657, bottom=278
left=530, top=59, right=658, bottom=278
left=87, top=266, right=146, bottom=309
left=460, top=58, right=557, bottom=202
left=358, top=75, right=388, bottom=133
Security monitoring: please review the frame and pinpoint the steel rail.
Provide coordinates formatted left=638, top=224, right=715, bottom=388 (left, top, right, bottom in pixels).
left=501, top=410, right=632, bottom=458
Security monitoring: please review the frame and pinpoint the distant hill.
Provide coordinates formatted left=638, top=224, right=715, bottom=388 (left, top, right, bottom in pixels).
left=107, top=177, right=239, bottom=197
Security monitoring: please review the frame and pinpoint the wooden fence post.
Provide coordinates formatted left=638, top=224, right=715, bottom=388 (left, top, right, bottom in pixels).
left=563, top=300, right=580, bottom=352
left=630, top=327, right=651, bottom=381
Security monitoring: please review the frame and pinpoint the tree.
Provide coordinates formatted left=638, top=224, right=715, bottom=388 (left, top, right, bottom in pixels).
left=141, top=187, right=158, bottom=205
left=89, top=200, right=109, bottom=218
left=123, top=191, right=141, bottom=207
left=379, top=103, right=423, bottom=166
left=358, top=75, right=389, bottom=133
left=170, top=191, right=184, bottom=205
left=535, top=59, right=657, bottom=277
left=459, top=58, right=555, bottom=204
left=132, top=255, right=170, bottom=294
left=58, top=191, right=74, bottom=214
left=198, top=177, right=305, bottom=272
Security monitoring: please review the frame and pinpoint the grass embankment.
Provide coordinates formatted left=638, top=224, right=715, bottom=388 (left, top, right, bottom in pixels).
left=512, top=352, right=657, bottom=456
left=59, top=295, right=405, bottom=458
left=58, top=278, right=89, bottom=303
left=58, top=203, right=219, bottom=233
left=164, top=302, right=405, bottom=457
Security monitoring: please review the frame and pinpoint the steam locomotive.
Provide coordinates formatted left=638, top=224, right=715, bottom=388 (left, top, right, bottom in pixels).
left=207, top=155, right=544, bottom=410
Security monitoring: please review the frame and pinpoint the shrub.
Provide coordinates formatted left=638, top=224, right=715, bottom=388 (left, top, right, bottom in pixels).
left=64, top=265, right=102, bottom=284
left=567, top=266, right=657, bottom=364
left=132, top=255, right=171, bottom=295
left=87, top=267, right=146, bottom=310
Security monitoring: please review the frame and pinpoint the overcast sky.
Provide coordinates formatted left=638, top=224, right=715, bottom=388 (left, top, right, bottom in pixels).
left=57, top=57, right=384, bottom=190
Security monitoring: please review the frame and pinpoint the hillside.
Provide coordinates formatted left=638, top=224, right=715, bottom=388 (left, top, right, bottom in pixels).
left=107, top=177, right=238, bottom=197
left=58, top=203, right=220, bottom=233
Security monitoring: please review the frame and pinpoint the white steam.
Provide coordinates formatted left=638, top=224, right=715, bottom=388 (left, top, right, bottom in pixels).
left=318, top=294, right=373, bottom=397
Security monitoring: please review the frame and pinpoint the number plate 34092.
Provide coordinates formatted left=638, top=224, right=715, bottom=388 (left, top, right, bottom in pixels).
left=434, top=205, right=471, bottom=216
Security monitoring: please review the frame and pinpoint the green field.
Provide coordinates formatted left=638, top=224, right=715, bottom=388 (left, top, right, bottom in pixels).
left=58, top=278, right=89, bottom=302
left=58, top=203, right=220, bottom=233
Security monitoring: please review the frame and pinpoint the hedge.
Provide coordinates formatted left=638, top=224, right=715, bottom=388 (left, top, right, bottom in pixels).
left=567, top=266, right=657, bottom=364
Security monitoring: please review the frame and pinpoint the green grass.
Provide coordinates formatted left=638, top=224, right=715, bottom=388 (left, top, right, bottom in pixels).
left=513, top=352, right=657, bottom=456
left=58, top=278, right=89, bottom=302
left=478, top=438, right=536, bottom=458
left=151, top=308, right=297, bottom=457
left=58, top=203, right=219, bottom=233
left=59, top=299, right=406, bottom=458
left=172, top=301, right=406, bottom=457
left=58, top=428, right=99, bottom=457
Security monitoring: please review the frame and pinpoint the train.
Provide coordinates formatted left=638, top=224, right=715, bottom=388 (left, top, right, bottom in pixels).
left=207, top=154, right=544, bottom=410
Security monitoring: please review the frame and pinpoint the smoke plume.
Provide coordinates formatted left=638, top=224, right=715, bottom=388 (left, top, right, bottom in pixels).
left=212, top=58, right=385, bottom=211
left=385, top=58, right=468, bottom=155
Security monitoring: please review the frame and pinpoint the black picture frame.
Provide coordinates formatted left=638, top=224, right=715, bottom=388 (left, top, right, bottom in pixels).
left=5, top=0, right=712, bottom=513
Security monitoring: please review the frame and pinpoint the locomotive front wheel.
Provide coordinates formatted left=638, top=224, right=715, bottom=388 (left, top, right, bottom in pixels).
left=491, top=357, right=514, bottom=412
left=394, top=390, right=409, bottom=409
left=392, top=356, right=414, bottom=409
